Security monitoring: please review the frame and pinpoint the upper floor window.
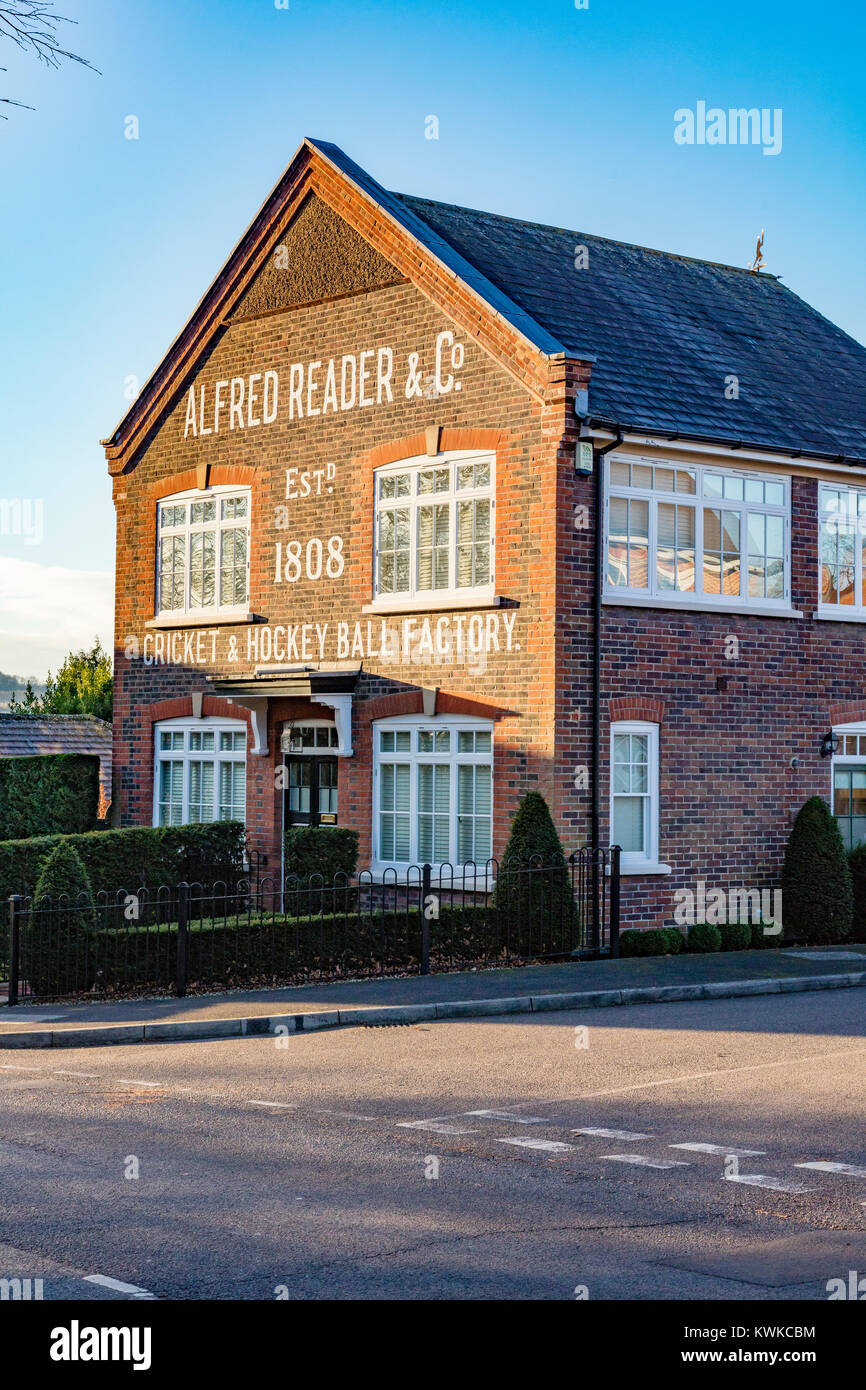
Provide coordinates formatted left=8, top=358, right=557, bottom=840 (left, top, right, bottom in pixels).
left=373, top=452, right=494, bottom=607
left=819, top=485, right=866, bottom=613
left=154, top=718, right=247, bottom=827
left=605, top=458, right=789, bottom=608
left=156, top=487, right=250, bottom=617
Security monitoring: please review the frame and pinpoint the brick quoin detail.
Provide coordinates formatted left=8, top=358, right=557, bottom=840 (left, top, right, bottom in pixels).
left=608, top=697, right=665, bottom=725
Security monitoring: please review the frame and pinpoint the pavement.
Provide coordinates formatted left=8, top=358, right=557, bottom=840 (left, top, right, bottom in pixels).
left=1, top=986, right=863, bottom=1299
left=1, top=944, right=865, bottom=1048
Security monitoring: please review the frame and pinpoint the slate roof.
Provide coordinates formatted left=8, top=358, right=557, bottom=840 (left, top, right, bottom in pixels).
left=394, top=192, right=866, bottom=462
left=0, top=715, right=112, bottom=810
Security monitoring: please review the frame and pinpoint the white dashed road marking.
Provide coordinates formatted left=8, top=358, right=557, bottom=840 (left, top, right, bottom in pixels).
left=84, top=1274, right=157, bottom=1299
left=397, top=1120, right=478, bottom=1135
left=464, top=1110, right=546, bottom=1123
left=53, top=1071, right=98, bottom=1079
left=601, top=1154, right=691, bottom=1170
left=573, top=1127, right=649, bottom=1141
left=724, top=1174, right=813, bottom=1193
left=496, top=1137, right=575, bottom=1153
left=246, top=1100, right=295, bottom=1110
left=670, top=1142, right=766, bottom=1157
left=795, top=1161, right=866, bottom=1178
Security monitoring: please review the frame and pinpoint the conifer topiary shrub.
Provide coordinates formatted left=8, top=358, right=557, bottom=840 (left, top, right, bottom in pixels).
left=662, top=927, right=685, bottom=954
left=491, top=792, right=576, bottom=953
left=24, top=841, right=98, bottom=996
left=782, top=797, right=853, bottom=944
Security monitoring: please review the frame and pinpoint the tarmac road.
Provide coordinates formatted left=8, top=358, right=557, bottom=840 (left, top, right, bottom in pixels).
left=1, top=986, right=864, bottom=1300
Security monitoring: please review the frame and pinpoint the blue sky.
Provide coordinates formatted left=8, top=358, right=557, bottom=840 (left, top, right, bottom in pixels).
left=1, top=0, right=864, bottom=679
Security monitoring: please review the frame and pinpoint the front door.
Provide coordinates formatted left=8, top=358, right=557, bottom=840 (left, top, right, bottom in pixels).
left=284, top=756, right=339, bottom=827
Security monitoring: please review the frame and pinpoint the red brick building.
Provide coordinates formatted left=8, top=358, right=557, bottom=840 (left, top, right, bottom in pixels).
left=102, top=138, right=866, bottom=927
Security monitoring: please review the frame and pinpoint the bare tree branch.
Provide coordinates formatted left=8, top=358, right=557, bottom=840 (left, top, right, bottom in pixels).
left=1, top=1, right=99, bottom=114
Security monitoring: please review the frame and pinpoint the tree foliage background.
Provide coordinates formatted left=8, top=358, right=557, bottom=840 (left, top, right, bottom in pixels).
left=10, top=638, right=112, bottom=722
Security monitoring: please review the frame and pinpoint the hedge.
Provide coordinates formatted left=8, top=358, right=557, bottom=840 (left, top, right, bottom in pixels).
left=283, top=826, right=359, bottom=881
left=620, top=927, right=684, bottom=957
left=0, top=754, right=100, bottom=840
left=848, top=845, right=866, bottom=941
left=0, top=821, right=246, bottom=900
left=18, top=902, right=529, bottom=997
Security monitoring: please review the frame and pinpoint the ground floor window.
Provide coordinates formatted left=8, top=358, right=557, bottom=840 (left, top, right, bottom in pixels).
left=154, top=718, right=247, bottom=826
left=610, top=721, right=659, bottom=870
left=373, top=716, right=493, bottom=868
left=831, top=725, right=866, bottom=848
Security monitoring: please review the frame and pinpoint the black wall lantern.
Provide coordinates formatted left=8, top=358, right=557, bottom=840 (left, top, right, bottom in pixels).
left=820, top=730, right=840, bottom=757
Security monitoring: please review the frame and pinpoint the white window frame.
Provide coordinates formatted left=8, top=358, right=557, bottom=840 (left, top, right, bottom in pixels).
left=372, top=450, right=495, bottom=611
left=818, top=483, right=866, bottom=619
left=610, top=721, right=664, bottom=874
left=604, top=456, right=791, bottom=612
left=153, top=716, right=247, bottom=827
left=372, top=713, right=494, bottom=872
left=155, top=484, right=251, bottom=620
left=830, top=721, right=866, bottom=850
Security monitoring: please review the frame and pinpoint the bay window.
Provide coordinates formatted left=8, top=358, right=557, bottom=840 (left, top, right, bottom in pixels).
left=605, top=458, right=789, bottom=608
left=819, top=485, right=866, bottom=613
left=373, top=717, right=493, bottom=868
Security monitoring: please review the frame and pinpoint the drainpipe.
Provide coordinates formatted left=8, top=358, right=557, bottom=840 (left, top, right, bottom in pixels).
left=589, top=426, right=624, bottom=850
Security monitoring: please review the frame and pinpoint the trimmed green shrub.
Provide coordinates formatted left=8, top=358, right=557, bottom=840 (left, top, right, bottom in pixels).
left=662, top=926, right=685, bottom=954
left=492, top=792, right=576, bottom=932
left=284, top=826, right=359, bottom=881
left=620, top=928, right=668, bottom=957
left=0, top=754, right=100, bottom=840
left=847, top=845, right=866, bottom=942
left=687, top=922, right=722, bottom=953
left=782, top=796, right=853, bottom=944
left=0, top=820, right=245, bottom=900
left=750, top=920, right=779, bottom=949
left=718, top=922, right=752, bottom=951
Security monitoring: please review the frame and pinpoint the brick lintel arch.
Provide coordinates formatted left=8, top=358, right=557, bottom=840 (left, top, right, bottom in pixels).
left=145, top=463, right=259, bottom=504
left=356, top=689, right=510, bottom=724
left=142, top=694, right=253, bottom=731
left=829, top=701, right=866, bottom=726
left=608, top=696, right=665, bottom=725
left=365, top=428, right=503, bottom=473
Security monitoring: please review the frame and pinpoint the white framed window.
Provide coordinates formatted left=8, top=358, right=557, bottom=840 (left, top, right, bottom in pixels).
left=373, top=715, right=493, bottom=869
left=830, top=722, right=866, bottom=849
left=156, top=486, right=250, bottom=618
left=153, top=717, right=247, bottom=826
left=605, top=457, right=790, bottom=608
left=373, top=451, right=494, bottom=607
left=610, top=721, right=659, bottom=871
left=819, top=485, right=866, bottom=615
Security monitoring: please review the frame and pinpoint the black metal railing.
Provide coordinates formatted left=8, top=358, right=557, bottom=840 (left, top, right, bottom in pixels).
left=4, top=847, right=620, bottom=1004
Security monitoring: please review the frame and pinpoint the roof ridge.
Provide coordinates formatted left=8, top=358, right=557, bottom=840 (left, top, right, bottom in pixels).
left=394, top=190, right=782, bottom=281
